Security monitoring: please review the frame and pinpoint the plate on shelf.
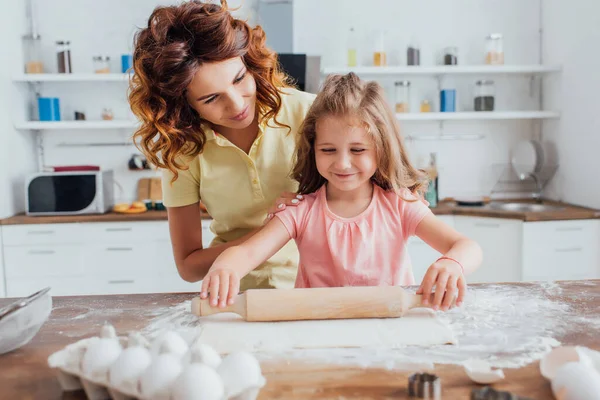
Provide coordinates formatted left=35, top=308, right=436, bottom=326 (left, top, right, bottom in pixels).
left=510, top=140, right=544, bottom=178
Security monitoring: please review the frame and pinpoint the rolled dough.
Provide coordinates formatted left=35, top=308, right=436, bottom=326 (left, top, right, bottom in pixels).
left=195, top=308, right=456, bottom=354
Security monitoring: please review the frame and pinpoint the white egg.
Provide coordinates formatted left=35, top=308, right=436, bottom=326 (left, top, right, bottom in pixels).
left=80, top=326, right=122, bottom=381
left=171, top=363, right=225, bottom=400
left=217, top=352, right=265, bottom=398
left=109, top=335, right=152, bottom=390
left=184, top=341, right=222, bottom=369
left=551, top=361, right=600, bottom=400
left=138, top=353, right=183, bottom=400
left=463, top=359, right=505, bottom=384
left=150, top=331, right=189, bottom=359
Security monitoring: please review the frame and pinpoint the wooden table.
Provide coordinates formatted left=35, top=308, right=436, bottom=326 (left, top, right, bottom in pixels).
left=1, top=281, right=598, bottom=399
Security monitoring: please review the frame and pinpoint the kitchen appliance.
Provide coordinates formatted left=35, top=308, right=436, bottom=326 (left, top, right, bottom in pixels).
left=25, top=170, right=114, bottom=216
left=277, top=53, right=321, bottom=94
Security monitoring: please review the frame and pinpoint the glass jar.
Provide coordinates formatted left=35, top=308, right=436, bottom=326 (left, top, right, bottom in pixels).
left=420, top=100, right=431, bottom=113
left=373, top=30, right=387, bottom=67
left=23, top=34, right=43, bottom=73
left=485, top=33, right=504, bottom=65
left=347, top=27, right=357, bottom=67
left=407, top=38, right=420, bottom=66
left=443, top=46, right=458, bottom=65
left=394, top=81, right=411, bottom=113
left=56, top=40, right=72, bottom=73
left=474, top=80, right=495, bottom=111
left=101, top=108, right=114, bottom=120
left=93, top=56, right=111, bottom=73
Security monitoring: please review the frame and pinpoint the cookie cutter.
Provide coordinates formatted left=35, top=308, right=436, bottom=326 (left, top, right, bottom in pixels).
left=471, top=386, right=532, bottom=400
left=408, top=372, right=441, bottom=399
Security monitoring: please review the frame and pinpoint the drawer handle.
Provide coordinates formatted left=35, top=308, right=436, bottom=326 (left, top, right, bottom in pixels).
left=108, top=280, right=135, bottom=284
left=27, top=250, right=55, bottom=255
left=556, top=227, right=583, bottom=232
left=27, top=230, right=55, bottom=235
left=105, top=227, right=132, bottom=232
left=475, top=223, right=500, bottom=228
left=105, top=247, right=133, bottom=252
left=555, top=247, right=583, bottom=253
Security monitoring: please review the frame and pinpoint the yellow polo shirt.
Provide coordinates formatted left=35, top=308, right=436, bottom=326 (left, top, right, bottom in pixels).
left=162, top=88, right=316, bottom=290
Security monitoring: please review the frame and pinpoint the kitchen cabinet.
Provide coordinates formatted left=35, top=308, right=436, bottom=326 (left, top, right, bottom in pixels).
left=1, top=220, right=215, bottom=298
left=0, top=233, right=5, bottom=297
left=522, top=220, right=600, bottom=281
left=407, top=216, right=455, bottom=284
left=453, top=216, right=523, bottom=283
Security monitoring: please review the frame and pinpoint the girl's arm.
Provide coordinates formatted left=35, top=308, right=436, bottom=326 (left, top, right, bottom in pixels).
left=414, top=214, right=483, bottom=310
left=200, top=217, right=293, bottom=308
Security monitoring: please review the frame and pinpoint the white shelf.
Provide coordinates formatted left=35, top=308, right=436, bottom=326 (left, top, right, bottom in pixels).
left=13, top=73, right=130, bottom=82
left=396, top=111, right=560, bottom=121
left=15, top=120, right=138, bottom=130
left=322, top=65, right=562, bottom=76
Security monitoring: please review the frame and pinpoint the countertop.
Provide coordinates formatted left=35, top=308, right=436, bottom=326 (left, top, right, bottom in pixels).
left=1, top=198, right=598, bottom=225
left=1, top=280, right=599, bottom=399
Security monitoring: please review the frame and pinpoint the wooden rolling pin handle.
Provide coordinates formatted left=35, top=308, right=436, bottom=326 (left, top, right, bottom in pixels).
left=190, top=294, right=247, bottom=318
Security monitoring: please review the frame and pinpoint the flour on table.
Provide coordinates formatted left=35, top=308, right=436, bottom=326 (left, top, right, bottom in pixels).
left=142, top=283, right=594, bottom=369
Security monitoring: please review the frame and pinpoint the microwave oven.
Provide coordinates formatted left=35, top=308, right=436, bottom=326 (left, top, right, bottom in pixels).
left=25, top=170, right=114, bottom=216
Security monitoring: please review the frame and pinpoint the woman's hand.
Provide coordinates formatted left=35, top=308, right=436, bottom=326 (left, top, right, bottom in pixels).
left=263, top=192, right=304, bottom=223
left=200, top=267, right=241, bottom=308
left=416, top=258, right=466, bottom=311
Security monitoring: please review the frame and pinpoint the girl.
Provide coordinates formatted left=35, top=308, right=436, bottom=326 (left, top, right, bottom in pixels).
left=200, top=73, right=483, bottom=311
left=129, top=1, right=312, bottom=291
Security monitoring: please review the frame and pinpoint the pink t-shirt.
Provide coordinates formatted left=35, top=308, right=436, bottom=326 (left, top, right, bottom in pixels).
left=275, top=184, right=432, bottom=288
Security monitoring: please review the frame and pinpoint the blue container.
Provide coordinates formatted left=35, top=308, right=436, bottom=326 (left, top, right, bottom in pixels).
left=440, top=89, right=456, bottom=112
left=38, top=97, right=61, bottom=121
left=121, top=54, right=133, bottom=73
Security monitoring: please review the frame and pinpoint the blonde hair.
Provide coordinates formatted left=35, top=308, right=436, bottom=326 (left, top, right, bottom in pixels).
left=292, top=72, right=427, bottom=196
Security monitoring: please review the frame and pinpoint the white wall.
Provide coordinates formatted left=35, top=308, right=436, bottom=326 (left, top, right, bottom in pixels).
left=542, top=0, right=600, bottom=209
left=294, top=0, right=546, bottom=200
left=0, top=1, right=36, bottom=219
left=0, top=0, right=258, bottom=215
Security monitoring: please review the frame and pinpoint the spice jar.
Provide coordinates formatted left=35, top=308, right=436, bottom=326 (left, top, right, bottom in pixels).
left=23, top=34, right=43, bottom=73
left=373, top=30, right=387, bottom=67
left=474, top=80, right=495, bottom=111
left=394, top=81, right=411, bottom=113
left=93, top=56, right=111, bottom=73
left=485, top=34, right=504, bottom=65
left=56, top=40, right=72, bottom=73
left=101, top=108, right=114, bottom=120
left=420, top=100, right=431, bottom=113
left=407, top=38, right=420, bottom=66
left=443, top=46, right=458, bottom=65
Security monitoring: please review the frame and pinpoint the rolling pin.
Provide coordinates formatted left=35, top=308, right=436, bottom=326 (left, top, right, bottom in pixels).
left=190, top=286, right=454, bottom=322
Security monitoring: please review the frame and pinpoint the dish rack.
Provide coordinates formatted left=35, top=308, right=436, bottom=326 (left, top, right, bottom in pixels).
left=490, top=163, right=559, bottom=200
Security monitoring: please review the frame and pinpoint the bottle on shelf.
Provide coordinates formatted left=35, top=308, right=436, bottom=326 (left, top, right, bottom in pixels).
left=373, top=30, right=387, bottom=67
left=347, top=27, right=358, bottom=67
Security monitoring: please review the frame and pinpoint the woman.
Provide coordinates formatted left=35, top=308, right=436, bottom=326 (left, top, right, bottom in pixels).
left=129, top=0, right=315, bottom=291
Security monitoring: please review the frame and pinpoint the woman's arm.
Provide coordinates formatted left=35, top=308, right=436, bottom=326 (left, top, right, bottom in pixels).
left=167, top=203, right=261, bottom=282
left=200, top=217, right=293, bottom=307
left=414, top=214, right=483, bottom=310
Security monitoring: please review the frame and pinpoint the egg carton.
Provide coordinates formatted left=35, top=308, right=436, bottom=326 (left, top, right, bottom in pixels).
left=48, top=324, right=265, bottom=400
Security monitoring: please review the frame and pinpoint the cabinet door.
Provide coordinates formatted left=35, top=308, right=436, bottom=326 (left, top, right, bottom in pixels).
left=522, top=220, right=600, bottom=281
left=407, top=215, right=455, bottom=285
left=453, top=216, right=522, bottom=283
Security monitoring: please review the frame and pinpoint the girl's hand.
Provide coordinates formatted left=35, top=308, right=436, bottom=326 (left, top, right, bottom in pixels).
left=416, top=258, right=466, bottom=311
left=200, top=267, right=241, bottom=308
left=263, top=192, right=304, bottom=223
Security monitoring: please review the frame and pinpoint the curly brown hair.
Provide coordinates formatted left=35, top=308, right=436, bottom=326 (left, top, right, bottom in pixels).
left=292, top=73, right=428, bottom=196
left=129, top=0, right=290, bottom=180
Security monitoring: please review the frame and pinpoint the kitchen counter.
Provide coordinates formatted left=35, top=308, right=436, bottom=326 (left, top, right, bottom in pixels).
left=1, top=280, right=598, bottom=399
left=1, top=198, right=598, bottom=225
left=433, top=198, right=600, bottom=221
left=0, top=210, right=212, bottom=225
